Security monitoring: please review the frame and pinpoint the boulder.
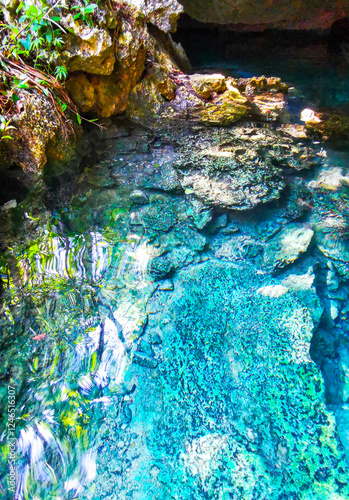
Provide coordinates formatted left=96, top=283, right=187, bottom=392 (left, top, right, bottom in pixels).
left=127, top=71, right=290, bottom=128
left=190, top=73, right=227, bottom=95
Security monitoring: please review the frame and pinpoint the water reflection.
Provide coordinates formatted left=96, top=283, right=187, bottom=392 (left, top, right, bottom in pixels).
left=0, top=195, right=155, bottom=499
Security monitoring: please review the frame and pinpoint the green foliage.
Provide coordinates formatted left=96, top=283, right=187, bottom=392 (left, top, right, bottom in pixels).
left=55, top=64, right=68, bottom=81
left=0, top=113, right=16, bottom=140
left=72, top=0, right=98, bottom=26
left=0, top=1, right=67, bottom=74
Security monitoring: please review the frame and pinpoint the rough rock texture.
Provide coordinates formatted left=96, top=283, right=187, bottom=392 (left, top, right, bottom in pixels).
left=127, top=72, right=290, bottom=127
left=179, top=0, right=349, bottom=30
left=114, top=262, right=349, bottom=499
left=0, top=89, right=78, bottom=175
left=61, top=25, right=116, bottom=75
left=65, top=6, right=148, bottom=117
left=172, top=126, right=321, bottom=210
left=264, top=223, right=314, bottom=270
left=125, top=0, right=184, bottom=32
left=86, top=120, right=321, bottom=212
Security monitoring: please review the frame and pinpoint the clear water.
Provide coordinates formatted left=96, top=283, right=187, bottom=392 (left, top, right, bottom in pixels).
left=1, top=50, right=349, bottom=500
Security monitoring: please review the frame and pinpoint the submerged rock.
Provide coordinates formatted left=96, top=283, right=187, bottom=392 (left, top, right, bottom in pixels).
left=172, top=126, right=319, bottom=210
left=124, top=261, right=349, bottom=499
left=264, top=223, right=314, bottom=270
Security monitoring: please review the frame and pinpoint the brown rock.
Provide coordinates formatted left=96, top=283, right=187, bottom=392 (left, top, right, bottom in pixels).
left=65, top=73, right=96, bottom=113
left=0, top=89, right=78, bottom=175
left=61, top=26, right=116, bottom=76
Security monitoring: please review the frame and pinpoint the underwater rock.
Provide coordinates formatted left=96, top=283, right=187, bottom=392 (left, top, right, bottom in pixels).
left=133, top=350, right=158, bottom=369
left=172, top=126, right=319, bottom=210
left=61, top=26, right=116, bottom=75
left=125, top=261, right=349, bottom=499
left=215, top=235, right=263, bottom=260
left=149, top=253, right=174, bottom=280
left=130, top=190, right=149, bottom=205
left=264, top=223, right=314, bottom=270
left=140, top=200, right=178, bottom=232
left=317, top=235, right=349, bottom=278
left=282, top=268, right=324, bottom=325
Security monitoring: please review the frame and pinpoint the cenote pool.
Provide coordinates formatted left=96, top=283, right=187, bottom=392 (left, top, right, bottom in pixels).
left=1, top=31, right=349, bottom=500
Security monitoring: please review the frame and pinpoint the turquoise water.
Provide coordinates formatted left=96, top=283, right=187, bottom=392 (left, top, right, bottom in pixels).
left=1, top=60, right=349, bottom=499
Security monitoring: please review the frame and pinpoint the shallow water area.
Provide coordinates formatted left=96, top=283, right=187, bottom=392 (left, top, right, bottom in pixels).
left=1, top=60, right=349, bottom=500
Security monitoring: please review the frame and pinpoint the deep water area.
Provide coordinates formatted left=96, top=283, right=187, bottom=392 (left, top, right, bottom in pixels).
left=2, top=40, right=349, bottom=500
left=174, top=23, right=349, bottom=112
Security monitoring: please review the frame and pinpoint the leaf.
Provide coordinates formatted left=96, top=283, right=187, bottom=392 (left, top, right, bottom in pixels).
left=73, top=13, right=81, bottom=20
left=50, top=16, right=60, bottom=22
left=76, top=114, right=82, bottom=125
left=19, top=35, right=32, bottom=51
left=45, top=31, right=52, bottom=44
left=84, top=4, right=97, bottom=13
left=26, top=5, right=39, bottom=18
left=0, top=136, right=14, bottom=140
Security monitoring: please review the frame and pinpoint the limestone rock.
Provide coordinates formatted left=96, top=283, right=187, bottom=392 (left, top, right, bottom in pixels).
left=190, top=73, right=227, bottom=95
left=0, top=89, right=78, bottom=175
left=179, top=0, right=349, bottom=30
left=125, top=0, right=184, bottom=32
left=172, top=127, right=294, bottom=210
left=65, top=6, right=148, bottom=117
left=264, top=223, right=314, bottom=270
left=127, top=71, right=290, bottom=128
left=282, top=269, right=324, bottom=325
left=198, top=89, right=249, bottom=125
left=317, top=235, right=349, bottom=278
left=61, top=26, right=116, bottom=75
left=127, top=261, right=349, bottom=498
left=65, top=73, right=96, bottom=113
